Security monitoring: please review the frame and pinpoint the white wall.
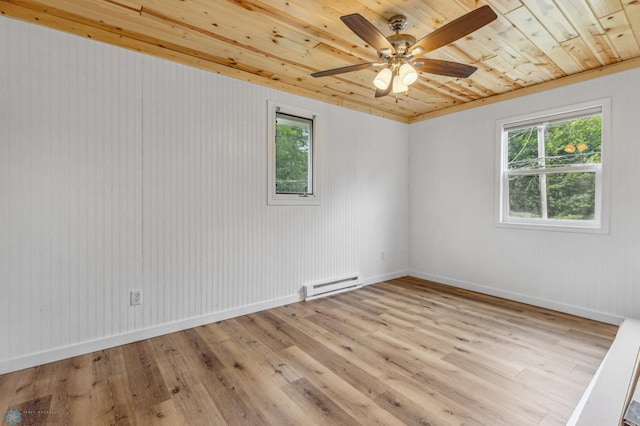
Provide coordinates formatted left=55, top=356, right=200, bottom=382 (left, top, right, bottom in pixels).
left=0, top=16, right=409, bottom=373
left=409, top=67, right=640, bottom=324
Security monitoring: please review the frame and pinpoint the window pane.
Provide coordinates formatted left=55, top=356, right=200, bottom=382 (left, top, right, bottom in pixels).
left=545, top=116, right=602, bottom=167
left=507, top=127, right=539, bottom=170
left=275, top=113, right=312, bottom=194
left=508, top=174, right=541, bottom=218
left=508, top=172, right=597, bottom=221
left=547, top=172, right=596, bottom=220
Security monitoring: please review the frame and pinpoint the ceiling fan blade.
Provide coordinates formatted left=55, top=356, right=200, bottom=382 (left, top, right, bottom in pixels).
left=414, top=59, right=477, bottom=78
left=311, top=62, right=378, bottom=78
left=375, top=74, right=393, bottom=98
left=409, top=5, right=497, bottom=55
left=341, top=14, right=396, bottom=55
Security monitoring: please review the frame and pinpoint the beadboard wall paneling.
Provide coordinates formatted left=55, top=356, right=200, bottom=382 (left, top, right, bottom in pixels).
left=2, top=18, right=144, bottom=361
left=0, top=16, right=409, bottom=372
left=354, top=113, right=410, bottom=280
left=140, top=61, right=378, bottom=322
left=409, top=67, right=640, bottom=323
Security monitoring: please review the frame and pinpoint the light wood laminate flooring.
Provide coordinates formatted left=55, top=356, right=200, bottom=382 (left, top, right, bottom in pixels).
left=0, top=277, right=617, bottom=425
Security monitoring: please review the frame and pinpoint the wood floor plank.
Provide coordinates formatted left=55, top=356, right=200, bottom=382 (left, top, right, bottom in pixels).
left=91, top=374, right=135, bottom=425
left=151, top=342, right=227, bottom=426
left=374, top=388, right=463, bottom=426
left=413, top=365, right=545, bottom=425
left=154, top=356, right=227, bottom=426
left=92, top=347, right=128, bottom=383
left=214, top=319, right=302, bottom=387
left=270, top=304, right=336, bottom=337
left=0, top=277, right=617, bottom=425
left=281, top=377, right=361, bottom=425
left=280, top=345, right=406, bottom=426
left=0, top=365, right=27, bottom=409
left=208, top=338, right=310, bottom=425
left=133, top=397, right=185, bottom=425
left=232, top=311, right=296, bottom=352
left=372, top=358, right=474, bottom=425
left=51, top=355, right=93, bottom=425
left=121, top=340, right=171, bottom=410
left=441, top=351, right=576, bottom=420
left=177, top=328, right=226, bottom=372
left=198, top=365, right=265, bottom=425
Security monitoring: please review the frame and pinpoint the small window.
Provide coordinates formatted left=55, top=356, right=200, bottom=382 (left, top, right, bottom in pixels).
left=497, top=98, right=610, bottom=232
left=268, top=101, right=320, bottom=205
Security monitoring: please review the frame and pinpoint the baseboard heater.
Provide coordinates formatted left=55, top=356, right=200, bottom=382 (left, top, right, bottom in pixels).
left=303, top=274, right=362, bottom=301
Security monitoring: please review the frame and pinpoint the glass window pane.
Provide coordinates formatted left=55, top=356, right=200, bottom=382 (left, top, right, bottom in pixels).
left=545, top=116, right=602, bottom=167
left=547, top=172, right=596, bottom=220
left=507, top=127, right=539, bottom=170
left=508, top=174, right=541, bottom=218
left=275, top=113, right=312, bottom=194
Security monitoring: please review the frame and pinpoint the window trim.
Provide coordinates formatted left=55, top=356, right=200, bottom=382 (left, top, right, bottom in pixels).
left=495, top=98, right=611, bottom=233
left=267, top=101, right=320, bottom=206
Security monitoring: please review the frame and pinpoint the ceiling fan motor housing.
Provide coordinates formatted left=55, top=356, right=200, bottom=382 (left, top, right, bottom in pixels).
left=385, top=33, right=417, bottom=57
left=388, top=15, right=408, bottom=31
left=383, top=15, right=416, bottom=58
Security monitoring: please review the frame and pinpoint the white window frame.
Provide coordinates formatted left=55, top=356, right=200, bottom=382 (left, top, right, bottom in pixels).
left=267, top=101, right=320, bottom=206
left=496, top=98, right=611, bottom=233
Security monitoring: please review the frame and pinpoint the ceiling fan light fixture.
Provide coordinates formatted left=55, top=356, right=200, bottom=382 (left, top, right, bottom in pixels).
left=392, top=77, right=408, bottom=94
left=399, top=63, right=418, bottom=85
left=374, top=68, right=393, bottom=89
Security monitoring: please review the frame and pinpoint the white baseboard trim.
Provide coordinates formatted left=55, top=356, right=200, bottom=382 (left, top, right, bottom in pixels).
left=0, top=293, right=302, bottom=375
left=361, top=270, right=409, bottom=286
left=409, top=271, right=623, bottom=325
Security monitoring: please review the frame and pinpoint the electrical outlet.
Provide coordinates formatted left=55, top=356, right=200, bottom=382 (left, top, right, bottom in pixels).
left=130, top=290, right=142, bottom=306
left=380, top=252, right=386, bottom=261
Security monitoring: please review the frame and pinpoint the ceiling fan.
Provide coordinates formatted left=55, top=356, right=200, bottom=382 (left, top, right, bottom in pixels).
left=311, top=5, right=497, bottom=99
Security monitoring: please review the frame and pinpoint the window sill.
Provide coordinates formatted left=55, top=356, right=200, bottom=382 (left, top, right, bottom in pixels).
left=267, top=194, right=320, bottom=206
left=496, top=219, right=609, bottom=234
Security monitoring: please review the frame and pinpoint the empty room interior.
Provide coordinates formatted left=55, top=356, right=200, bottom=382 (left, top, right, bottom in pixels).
left=1, top=0, right=640, bottom=424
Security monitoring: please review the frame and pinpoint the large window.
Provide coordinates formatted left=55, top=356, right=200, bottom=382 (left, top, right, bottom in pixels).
left=497, top=99, right=610, bottom=232
left=268, top=102, right=320, bottom=205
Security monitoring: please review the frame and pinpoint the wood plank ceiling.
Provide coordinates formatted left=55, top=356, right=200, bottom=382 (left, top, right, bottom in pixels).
left=2, top=0, right=639, bottom=123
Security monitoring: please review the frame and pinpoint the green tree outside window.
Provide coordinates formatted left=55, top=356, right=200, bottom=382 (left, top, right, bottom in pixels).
left=275, top=112, right=313, bottom=194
